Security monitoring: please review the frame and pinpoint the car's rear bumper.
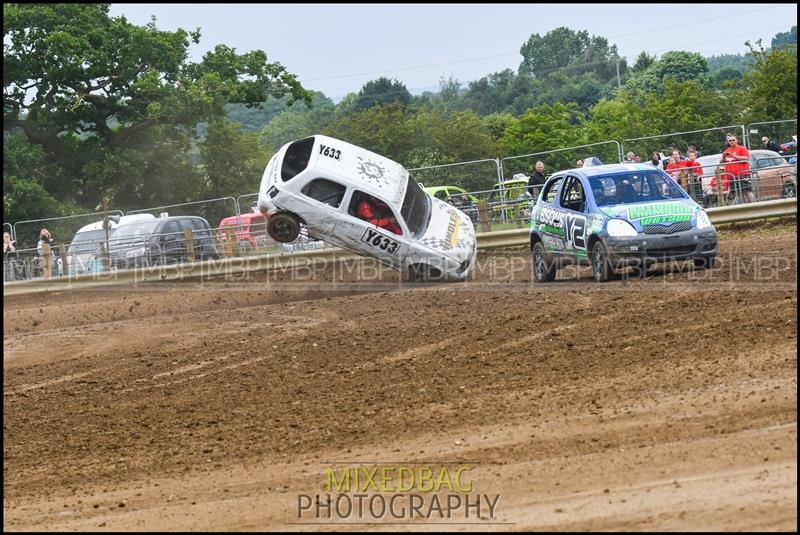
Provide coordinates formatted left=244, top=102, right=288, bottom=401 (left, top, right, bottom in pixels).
left=605, top=229, right=717, bottom=265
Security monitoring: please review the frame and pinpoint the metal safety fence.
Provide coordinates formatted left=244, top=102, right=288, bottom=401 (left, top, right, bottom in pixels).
left=622, top=125, right=748, bottom=166
left=12, top=210, right=125, bottom=253
left=501, top=140, right=624, bottom=180
left=408, top=158, right=503, bottom=196
left=745, top=119, right=797, bottom=162
left=127, top=197, right=239, bottom=230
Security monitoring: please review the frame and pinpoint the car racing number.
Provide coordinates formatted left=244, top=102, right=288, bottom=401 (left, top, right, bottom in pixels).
left=319, top=144, right=342, bottom=160
left=361, top=228, right=400, bottom=255
left=564, top=214, right=587, bottom=251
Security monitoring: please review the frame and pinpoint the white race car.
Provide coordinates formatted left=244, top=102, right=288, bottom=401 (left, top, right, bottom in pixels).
left=257, top=135, right=477, bottom=281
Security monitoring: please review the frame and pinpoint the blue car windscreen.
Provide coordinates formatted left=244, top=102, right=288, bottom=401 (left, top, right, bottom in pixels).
left=589, top=172, right=687, bottom=207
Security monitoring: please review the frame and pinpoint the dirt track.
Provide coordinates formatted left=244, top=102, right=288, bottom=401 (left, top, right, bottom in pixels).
left=3, top=221, right=797, bottom=531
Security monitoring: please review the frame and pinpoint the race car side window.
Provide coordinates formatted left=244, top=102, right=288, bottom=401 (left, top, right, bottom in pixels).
left=281, top=136, right=315, bottom=182
left=348, top=190, right=404, bottom=236
left=301, top=178, right=346, bottom=208
left=560, top=177, right=586, bottom=212
left=542, top=177, right=564, bottom=205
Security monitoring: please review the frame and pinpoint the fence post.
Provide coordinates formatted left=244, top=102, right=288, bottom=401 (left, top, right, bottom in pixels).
left=477, top=200, right=491, bottom=233
left=100, top=242, right=110, bottom=272
left=42, top=243, right=52, bottom=279
left=184, top=227, right=195, bottom=262
left=224, top=227, right=235, bottom=258
left=716, top=169, right=726, bottom=206
left=59, top=244, right=68, bottom=277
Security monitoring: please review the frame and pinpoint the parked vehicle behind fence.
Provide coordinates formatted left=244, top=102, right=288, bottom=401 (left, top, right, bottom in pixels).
left=217, top=212, right=270, bottom=252
left=67, top=214, right=156, bottom=275
left=109, top=215, right=220, bottom=269
left=697, top=149, right=796, bottom=205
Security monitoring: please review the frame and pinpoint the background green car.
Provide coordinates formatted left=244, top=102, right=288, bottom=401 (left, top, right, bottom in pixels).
left=423, top=185, right=479, bottom=204
left=489, top=178, right=532, bottom=221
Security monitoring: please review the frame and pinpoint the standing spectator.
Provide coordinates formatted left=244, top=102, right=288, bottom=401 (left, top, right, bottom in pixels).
left=761, top=136, right=784, bottom=155
left=575, top=159, right=584, bottom=168
left=527, top=161, right=546, bottom=197
left=625, top=151, right=636, bottom=162
left=665, top=150, right=684, bottom=181
left=37, top=228, right=55, bottom=278
left=721, top=133, right=753, bottom=203
left=633, top=154, right=642, bottom=163
left=684, top=150, right=704, bottom=199
left=4, top=232, right=20, bottom=281
left=687, top=144, right=702, bottom=158
left=648, top=150, right=664, bottom=169
left=3, top=232, right=15, bottom=254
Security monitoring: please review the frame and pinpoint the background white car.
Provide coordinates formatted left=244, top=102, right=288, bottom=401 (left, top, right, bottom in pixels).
left=67, top=214, right=155, bottom=275
left=257, top=135, right=477, bottom=281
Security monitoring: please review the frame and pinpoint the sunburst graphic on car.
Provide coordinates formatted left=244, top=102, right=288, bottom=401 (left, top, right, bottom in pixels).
left=357, top=156, right=388, bottom=185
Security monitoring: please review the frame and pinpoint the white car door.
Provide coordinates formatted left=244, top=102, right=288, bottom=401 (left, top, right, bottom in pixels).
left=332, top=191, right=409, bottom=269
left=295, top=178, right=348, bottom=237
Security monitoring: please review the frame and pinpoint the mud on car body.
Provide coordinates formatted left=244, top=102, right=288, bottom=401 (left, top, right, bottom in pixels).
left=256, top=135, right=477, bottom=281
left=529, top=163, right=718, bottom=282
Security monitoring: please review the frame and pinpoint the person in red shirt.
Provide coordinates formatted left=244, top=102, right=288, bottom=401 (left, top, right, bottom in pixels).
left=665, top=150, right=685, bottom=186
left=720, top=134, right=753, bottom=203
left=682, top=149, right=704, bottom=200
left=356, top=197, right=403, bottom=235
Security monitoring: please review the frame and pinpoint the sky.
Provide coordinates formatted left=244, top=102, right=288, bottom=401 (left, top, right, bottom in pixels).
left=109, top=3, right=797, bottom=102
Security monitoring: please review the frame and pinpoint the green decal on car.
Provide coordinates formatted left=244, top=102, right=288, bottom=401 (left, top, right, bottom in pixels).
left=540, top=224, right=565, bottom=236
left=627, top=203, right=693, bottom=226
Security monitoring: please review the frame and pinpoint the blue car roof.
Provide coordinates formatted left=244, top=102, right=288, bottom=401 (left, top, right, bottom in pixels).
left=565, top=163, right=657, bottom=179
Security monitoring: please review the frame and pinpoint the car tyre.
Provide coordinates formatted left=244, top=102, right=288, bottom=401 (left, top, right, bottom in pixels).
left=782, top=182, right=796, bottom=198
left=267, top=212, right=301, bottom=243
left=591, top=241, right=614, bottom=283
left=531, top=241, right=556, bottom=283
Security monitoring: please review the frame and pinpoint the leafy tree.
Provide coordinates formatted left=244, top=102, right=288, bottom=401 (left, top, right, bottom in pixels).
left=631, top=52, right=656, bottom=73
left=519, top=26, right=623, bottom=83
left=706, top=53, right=752, bottom=74
left=772, top=26, right=797, bottom=49
left=258, top=94, right=337, bottom=152
left=353, top=77, right=411, bottom=112
left=586, top=80, right=734, bottom=158
left=741, top=39, right=797, bottom=121
left=3, top=3, right=309, bottom=213
left=201, top=119, right=271, bottom=199
left=713, top=65, right=743, bottom=90
left=3, top=132, right=74, bottom=223
left=628, top=51, right=710, bottom=94
left=497, top=103, right=589, bottom=172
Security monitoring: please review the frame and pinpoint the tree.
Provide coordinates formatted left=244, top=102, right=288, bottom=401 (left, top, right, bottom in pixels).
left=628, top=51, right=710, bottom=94
left=772, top=26, right=797, bottom=49
left=586, top=80, right=734, bottom=158
left=3, top=3, right=309, bottom=213
left=631, top=52, right=656, bottom=73
left=497, top=103, right=589, bottom=171
left=742, top=39, right=797, bottom=121
left=354, top=77, right=412, bottom=112
left=201, top=120, right=271, bottom=199
left=519, top=27, right=622, bottom=83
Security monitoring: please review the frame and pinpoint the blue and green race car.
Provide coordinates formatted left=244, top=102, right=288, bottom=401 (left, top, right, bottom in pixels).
left=529, top=163, right=718, bottom=282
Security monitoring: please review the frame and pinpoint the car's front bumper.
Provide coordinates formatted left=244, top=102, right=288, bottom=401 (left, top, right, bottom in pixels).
left=604, top=228, right=717, bottom=265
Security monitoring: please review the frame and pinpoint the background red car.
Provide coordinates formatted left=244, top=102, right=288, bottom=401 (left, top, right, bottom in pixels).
left=218, top=212, right=271, bottom=251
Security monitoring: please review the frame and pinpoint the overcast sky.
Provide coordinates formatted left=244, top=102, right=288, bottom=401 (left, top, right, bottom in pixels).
left=109, top=3, right=797, bottom=101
